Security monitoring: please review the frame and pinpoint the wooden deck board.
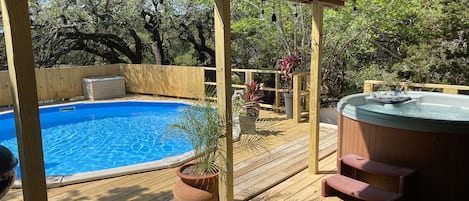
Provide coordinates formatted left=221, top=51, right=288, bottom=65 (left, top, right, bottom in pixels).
left=233, top=123, right=337, bottom=201
left=251, top=153, right=338, bottom=201
left=4, top=96, right=340, bottom=201
left=234, top=136, right=307, bottom=177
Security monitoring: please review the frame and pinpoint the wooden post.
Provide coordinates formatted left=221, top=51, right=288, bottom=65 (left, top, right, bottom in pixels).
left=293, top=73, right=302, bottom=122
left=1, top=0, right=48, bottom=200
left=245, top=72, right=254, bottom=84
left=363, top=80, right=374, bottom=93
left=308, top=1, right=324, bottom=174
left=274, top=72, right=281, bottom=112
left=214, top=0, right=234, bottom=201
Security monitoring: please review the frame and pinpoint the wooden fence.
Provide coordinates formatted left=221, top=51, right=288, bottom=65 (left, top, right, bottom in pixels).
left=0, top=65, right=286, bottom=112
left=0, top=65, right=121, bottom=106
left=0, top=71, right=10, bottom=106
left=123, top=64, right=205, bottom=99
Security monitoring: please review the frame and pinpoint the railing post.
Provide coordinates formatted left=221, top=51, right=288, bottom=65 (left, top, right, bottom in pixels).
left=293, top=74, right=302, bottom=122
left=274, top=72, right=281, bottom=113
left=363, top=80, right=374, bottom=93
left=245, top=71, right=254, bottom=84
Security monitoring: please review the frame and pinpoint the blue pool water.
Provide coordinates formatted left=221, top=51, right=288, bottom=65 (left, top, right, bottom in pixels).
left=0, top=101, right=192, bottom=178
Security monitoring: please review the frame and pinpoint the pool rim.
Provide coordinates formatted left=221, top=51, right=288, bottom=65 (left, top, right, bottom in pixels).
left=338, top=91, right=469, bottom=134
left=0, top=99, right=196, bottom=188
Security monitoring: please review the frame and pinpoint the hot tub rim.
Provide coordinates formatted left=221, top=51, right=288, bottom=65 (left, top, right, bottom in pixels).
left=337, top=91, right=469, bottom=134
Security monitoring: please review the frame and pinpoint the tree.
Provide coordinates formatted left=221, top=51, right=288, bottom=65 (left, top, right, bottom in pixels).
left=0, top=0, right=466, bottom=102
left=393, top=0, right=469, bottom=85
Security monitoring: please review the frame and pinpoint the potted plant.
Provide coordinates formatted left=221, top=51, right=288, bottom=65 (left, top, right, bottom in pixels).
left=277, top=49, right=301, bottom=119
left=237, top=81, right=264, bottom=134
left=170, top=96, right=225, bottom=201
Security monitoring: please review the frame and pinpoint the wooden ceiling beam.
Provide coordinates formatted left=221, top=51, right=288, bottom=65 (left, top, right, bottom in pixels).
left=288, top=0, right=345, bottom=7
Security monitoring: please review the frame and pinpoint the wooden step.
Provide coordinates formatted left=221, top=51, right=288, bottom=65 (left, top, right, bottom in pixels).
left=340, top=154, right=415, bottom=177
left=322, top=174, right=402, bottom=201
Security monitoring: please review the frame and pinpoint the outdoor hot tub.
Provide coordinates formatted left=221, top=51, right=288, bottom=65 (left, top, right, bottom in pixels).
left=337, top=91, right=469, bottom=200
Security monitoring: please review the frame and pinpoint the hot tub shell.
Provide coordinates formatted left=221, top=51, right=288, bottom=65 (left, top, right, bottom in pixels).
left=337, top=91, right=469, bottom=200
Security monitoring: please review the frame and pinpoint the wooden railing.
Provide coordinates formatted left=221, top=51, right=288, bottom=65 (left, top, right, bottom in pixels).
left=292, top=72, right=311, bottom=122
left=363, top=80, right=469, bottom=94
left=203, top=68, right=312, bottom=119
left=204, top=67, right=285, bottom=112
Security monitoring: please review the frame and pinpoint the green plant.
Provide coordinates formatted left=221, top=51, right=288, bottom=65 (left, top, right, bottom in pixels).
left=277, top=49, right=301, bottom=93
left=169, top=97, right=225, bottom=176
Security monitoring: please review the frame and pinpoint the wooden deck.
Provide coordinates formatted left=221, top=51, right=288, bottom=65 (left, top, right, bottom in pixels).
left=4, top=96, right=342, bottom=201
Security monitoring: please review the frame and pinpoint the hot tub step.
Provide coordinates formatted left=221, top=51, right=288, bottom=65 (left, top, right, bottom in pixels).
left=340, top=154, right=415, bottom=177
left=322, top=174, right=402, bottom=201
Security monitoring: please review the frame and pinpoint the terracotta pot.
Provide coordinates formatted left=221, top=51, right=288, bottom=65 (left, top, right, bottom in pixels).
left=173, top=163, right=219, bottom=201
left=173, top=180, right=213, bottom=201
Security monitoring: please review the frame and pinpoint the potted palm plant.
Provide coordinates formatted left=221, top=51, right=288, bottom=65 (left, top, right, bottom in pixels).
left=277, top=49, right=301, bottom=119
left=170, top=95, right=225, bottom=201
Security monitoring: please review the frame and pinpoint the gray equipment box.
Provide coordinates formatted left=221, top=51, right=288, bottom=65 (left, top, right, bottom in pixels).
left=82, top=76, right=125, bottom=100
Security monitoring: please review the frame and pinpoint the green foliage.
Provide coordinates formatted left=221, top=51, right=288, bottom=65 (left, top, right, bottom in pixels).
left=169, top=96, right=224, bottom=176
left=391, top=0, right=469, bottom=85
left=174, top=49, right=199, bottom=66
left=0, top=0, right=466, bottom=101
left=319, top=0, right=468, bottom=100
left=351, top=64, right=398, bottom=92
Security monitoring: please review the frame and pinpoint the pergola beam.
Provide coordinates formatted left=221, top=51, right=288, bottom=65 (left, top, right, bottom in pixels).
left=0, top=0, right=48, bottom=200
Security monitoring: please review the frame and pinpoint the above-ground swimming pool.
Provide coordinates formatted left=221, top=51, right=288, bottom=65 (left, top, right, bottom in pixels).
left=337, top=91, right=469, bottom=200
left=0, top=100, right=194, bottom=188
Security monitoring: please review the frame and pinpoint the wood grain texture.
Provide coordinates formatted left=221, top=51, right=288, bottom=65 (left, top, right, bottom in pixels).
left=214, top=0, right=234, bottom=200
left=338, top=113, right=469, bottom=200
left=122, top=64, right=205, bottom=99
left=308, top=1, right=324, bottom=174
left=1, top=0, right=48, bottom=200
